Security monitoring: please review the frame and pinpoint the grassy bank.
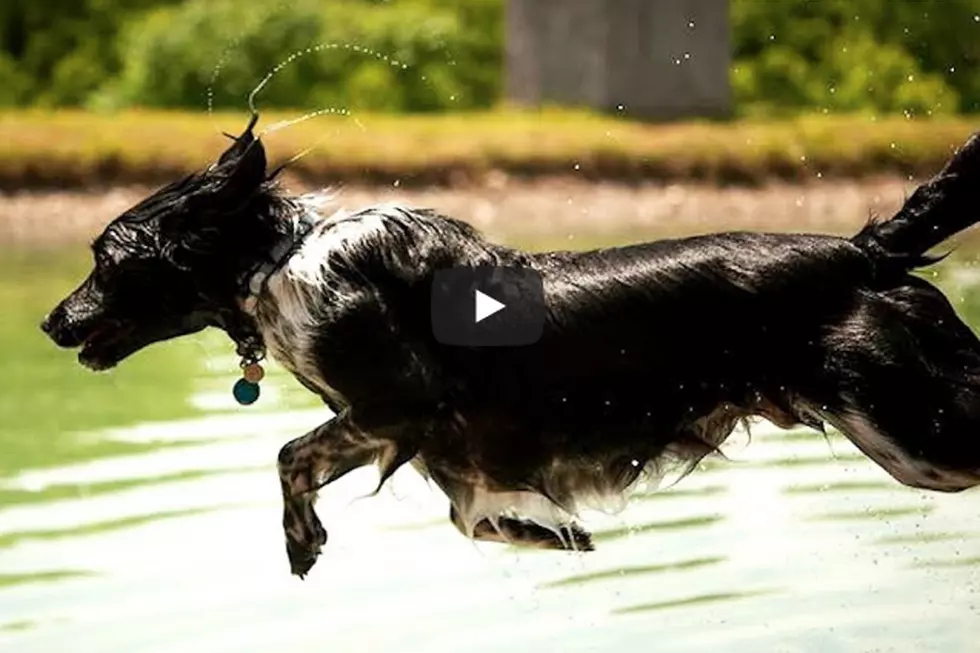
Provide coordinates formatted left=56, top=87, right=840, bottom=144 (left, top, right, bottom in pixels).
left=0, top=109, right=977, bottom=190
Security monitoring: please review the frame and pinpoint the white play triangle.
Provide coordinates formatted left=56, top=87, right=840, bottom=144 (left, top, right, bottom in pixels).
left=474, top=289, right=505, bottom=323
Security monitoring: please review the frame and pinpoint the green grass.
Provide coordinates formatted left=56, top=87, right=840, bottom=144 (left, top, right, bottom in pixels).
left=1, top=109, right=978, bottom=190
left=910, top=555, right=980, bottom=569
left=0, top=506, right=225, bottom=549
left=630, top=484, right=727, bottom=502
left=0, top=620, right=37, bottom=633
left=0, top=466, right=269, bottom=509
left=783, top=480, right=896, bottom=495
left=0, top=570, right=96, bottom=589
left=591, top=515, right=723, bottom=543
left=612, top=589, right=776, bottom=615
left=541, top=556, right=725, bottom=589
left=875, top=531, right=975, bottom=547
left=0, top=249, right=207, bottom=478
left=807, top=505, right=933, bottom=523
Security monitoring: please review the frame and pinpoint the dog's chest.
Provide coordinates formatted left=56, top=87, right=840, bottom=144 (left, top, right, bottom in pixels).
left=247, top=215, right=388, bottom=407
left=251, top=272, right=348, bottom=408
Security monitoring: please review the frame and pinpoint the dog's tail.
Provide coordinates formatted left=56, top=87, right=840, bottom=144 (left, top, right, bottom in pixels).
left=852, top=131, right=980, bottom=267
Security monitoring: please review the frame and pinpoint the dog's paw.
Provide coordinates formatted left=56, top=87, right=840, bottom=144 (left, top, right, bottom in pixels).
left=286, top=533, right=325, bottom=579
left=283, top=502, right=328, bottom=579
left=489, top=517, right=596, bottom=552
left=564, top=522, right=595, bottom=552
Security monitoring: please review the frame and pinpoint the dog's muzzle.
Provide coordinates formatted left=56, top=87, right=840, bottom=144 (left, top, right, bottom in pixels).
left=40, top=305, right=87, bottom=348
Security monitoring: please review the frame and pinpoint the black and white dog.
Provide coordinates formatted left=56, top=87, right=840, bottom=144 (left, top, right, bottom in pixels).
left=41, top=114, right=980, bottom=578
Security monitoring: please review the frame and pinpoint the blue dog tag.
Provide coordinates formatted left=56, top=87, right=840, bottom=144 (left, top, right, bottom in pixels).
left=233, top=378, right=260, bottom=405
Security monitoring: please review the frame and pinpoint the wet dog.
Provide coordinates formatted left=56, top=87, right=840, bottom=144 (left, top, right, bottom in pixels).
left=42, top=114, right=980, bottom=578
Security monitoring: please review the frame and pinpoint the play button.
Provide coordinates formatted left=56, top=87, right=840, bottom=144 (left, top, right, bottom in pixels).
left=431, top=265, right=545, bottom=347
left=475, top=290, right=505, bottom=323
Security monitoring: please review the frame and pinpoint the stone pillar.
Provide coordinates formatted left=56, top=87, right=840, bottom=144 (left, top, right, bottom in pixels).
left=505, top=0, right=732, bottom=120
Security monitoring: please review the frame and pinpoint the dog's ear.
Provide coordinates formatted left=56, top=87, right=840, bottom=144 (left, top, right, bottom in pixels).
left=213, top=112, right=268, bottom=192
left=938, top=132, right=980, bottom=177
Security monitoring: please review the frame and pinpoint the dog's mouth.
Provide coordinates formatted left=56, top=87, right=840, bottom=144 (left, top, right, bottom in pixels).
left=78, top=324, right=135, bottom=371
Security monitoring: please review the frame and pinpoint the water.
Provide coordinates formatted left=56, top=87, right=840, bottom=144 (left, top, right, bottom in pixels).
left=1, top=259, right=979, bottom=652
left=2, top=407, right=978, bottom=652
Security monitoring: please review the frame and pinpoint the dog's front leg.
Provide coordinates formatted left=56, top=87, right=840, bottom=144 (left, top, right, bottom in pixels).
left=277, top=409, right=385, bottom=578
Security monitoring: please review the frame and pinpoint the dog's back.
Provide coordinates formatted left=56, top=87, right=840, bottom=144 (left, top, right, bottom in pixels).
left=360, top=138, right=980, bottom=499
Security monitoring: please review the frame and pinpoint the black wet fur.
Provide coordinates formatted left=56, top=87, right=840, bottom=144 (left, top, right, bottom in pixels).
left=40, top=117, right=980, bottom=576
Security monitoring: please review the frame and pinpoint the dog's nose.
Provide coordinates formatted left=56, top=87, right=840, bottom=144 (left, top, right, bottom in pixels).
left=40, top=311, right=56, bottom=335
left=40, top=307, right=83, bottom=347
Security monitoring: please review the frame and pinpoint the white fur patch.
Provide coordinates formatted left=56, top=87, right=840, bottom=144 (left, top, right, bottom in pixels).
left=249, top=195, right=409, bottom=405
left=455, top=487, right=575, bottom=544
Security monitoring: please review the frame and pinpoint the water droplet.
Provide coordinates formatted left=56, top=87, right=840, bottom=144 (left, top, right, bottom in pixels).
left=687, top=20, right=695, bottom=29
left=684, top=52, right=691, bottom=60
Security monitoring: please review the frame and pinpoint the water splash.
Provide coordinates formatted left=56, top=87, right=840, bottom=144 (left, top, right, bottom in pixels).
left=245, top=41, right=421, bottom=137
left=261, top=107, right=351, bottom=137
left=206, top=36, right=247, bottom=136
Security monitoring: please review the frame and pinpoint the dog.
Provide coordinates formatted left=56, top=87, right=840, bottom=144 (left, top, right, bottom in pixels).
left=41, top=113, right=980, bottom=578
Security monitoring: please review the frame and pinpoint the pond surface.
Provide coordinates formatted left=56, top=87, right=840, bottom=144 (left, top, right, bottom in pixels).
left=1, top=252, right=979, bottom=653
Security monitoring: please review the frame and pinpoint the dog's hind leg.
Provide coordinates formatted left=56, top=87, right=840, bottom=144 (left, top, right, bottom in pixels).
left=276, top=409, right=407, bottom=578
left=429, top=470, right=594, bottom=551
left=817, top=281, right=980, bottom=492
left=448, top=506, right=595, bottom=551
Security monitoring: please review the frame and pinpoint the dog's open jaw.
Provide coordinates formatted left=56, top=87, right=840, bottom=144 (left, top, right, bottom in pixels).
left=41, top=111, right=282, bottom=374
left=78, top=324, right=130, bottom=371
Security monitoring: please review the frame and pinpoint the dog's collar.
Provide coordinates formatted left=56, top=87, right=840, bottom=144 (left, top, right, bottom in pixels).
left=238, top=210, right=319, bottom=310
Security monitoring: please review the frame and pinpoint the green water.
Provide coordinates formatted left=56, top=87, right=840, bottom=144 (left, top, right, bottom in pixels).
left=0, top=248, right=318, bottom=495
left=1, top=247, right=979, bottom=652
left=0, top=250, right=203, bottom=476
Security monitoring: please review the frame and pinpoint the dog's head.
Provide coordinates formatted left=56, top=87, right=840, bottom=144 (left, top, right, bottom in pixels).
left=40, top=113, right=282, bottom=370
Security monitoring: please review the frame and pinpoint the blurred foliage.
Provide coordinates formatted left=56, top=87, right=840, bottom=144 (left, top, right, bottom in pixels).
left=1, top=0, right=980, bottom=115
left=2, top=109, right=976, bottom=190
left=731, top=0, right=980, bottom=116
